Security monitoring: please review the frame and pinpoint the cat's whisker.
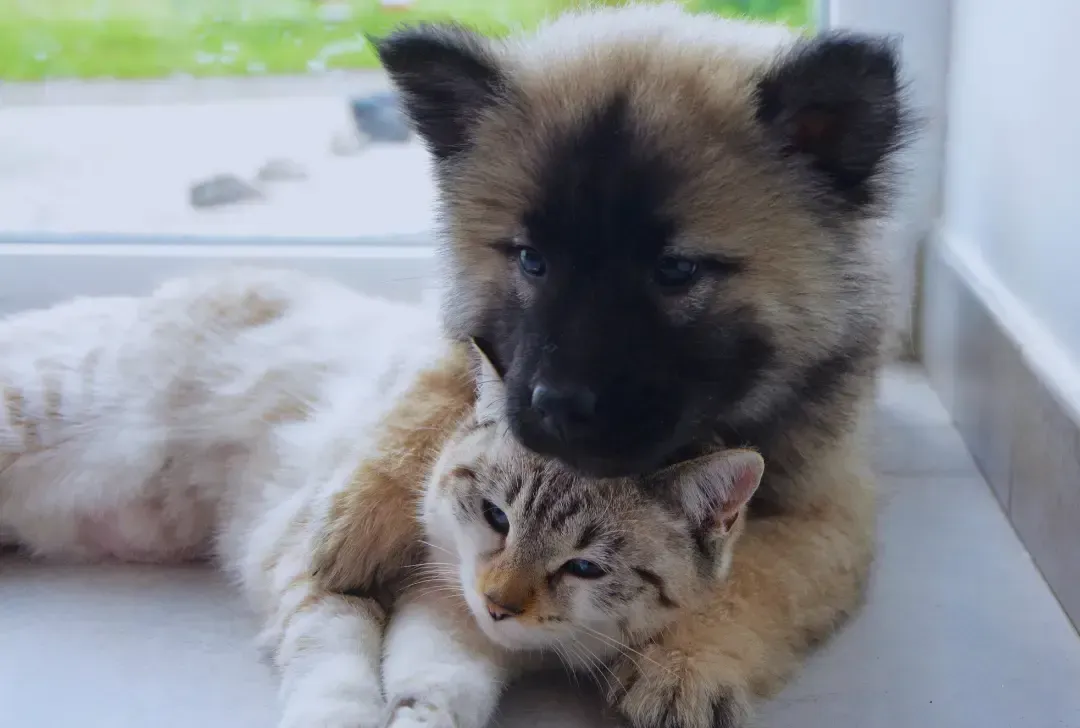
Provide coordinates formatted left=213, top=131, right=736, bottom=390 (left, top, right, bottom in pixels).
left=410, top=580, right=463, bottom=595
left=589, top=646, right=625, bottom=696
left=405, top=576, right=454, bottom=588
left=404, top=571, right=457, bottom=586
left=571, top=640, right=615, bottom=696
left=402, top=575, right=448, bottom=586
left=549, top=643, right=579, bottom=688
left=574, top=638, right=622, bottom=697
left=574, top=624, right=675, bottom=679
left=414, top=587, right=462, bottom=600
left=403, top=574, right=449, bottom=585
left=412, top=587, right=466, bottom=604
left=559, top=641, right=592, bottom=691
left=402, top=561, right=457, bottom=572
left=418, top=539, right=455, bottom=557
left=576, top=645, right=616, bottom=698
left=403, top=563, right=453, bottom=576
left=403, top=560, right=456, bottom=567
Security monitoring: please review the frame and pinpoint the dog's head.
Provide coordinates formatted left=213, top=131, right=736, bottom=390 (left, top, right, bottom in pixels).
left=378, top=4, right=913, bottom=476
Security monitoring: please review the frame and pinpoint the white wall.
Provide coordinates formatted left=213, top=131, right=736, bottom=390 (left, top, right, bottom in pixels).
left=941, top=0, right=1080, bottom=366
left=827, top=0, right=952, bottom=356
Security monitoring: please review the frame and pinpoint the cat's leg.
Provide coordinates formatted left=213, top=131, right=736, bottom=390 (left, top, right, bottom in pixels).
left=609, top=455, right=876, bottom=728
left=258, top=567, right=389, bottom=728
left=278, top=591, right=385, bottom=728
left=231, top=483, right=391, bottom=728
left=381, top=587, right=513, bottom=728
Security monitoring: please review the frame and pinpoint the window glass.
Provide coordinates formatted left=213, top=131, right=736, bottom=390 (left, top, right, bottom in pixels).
left=0, top=0, right=812, bottom=242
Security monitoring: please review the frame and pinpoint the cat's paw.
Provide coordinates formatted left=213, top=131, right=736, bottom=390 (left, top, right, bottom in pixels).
left=381, top=696, right=457, bottom=728
left=608, top=645, right=751, bottom=728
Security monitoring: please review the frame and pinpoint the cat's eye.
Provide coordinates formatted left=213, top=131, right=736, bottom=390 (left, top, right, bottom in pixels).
left=518, top=247, right=547, bottom=278
left=481, top=499, right=510, bottom=535
left=561, top=558, right=607, bottom=580
left=653, top=255, right=698, bottom=291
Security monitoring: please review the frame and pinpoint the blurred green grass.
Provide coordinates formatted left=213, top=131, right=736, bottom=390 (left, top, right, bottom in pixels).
left=0, top=0, right=810, bottom=82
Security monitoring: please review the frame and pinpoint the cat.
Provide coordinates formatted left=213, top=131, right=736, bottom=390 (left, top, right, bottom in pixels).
left=380, top=345, right=763, bottom=728
left=0, top=266, right=762, bottom=728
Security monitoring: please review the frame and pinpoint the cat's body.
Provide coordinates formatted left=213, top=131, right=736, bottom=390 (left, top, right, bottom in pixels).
left=0, top=267, right=443, bottom=564
left=0, top=267, right=451, bottom=726
left=0, top=266, right=764, bottom=728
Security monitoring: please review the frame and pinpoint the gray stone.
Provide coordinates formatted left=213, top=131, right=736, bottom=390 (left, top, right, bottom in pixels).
left=330, top=127, right=371, bottom=157
left=349, top=92, right=411, bottom=143
left=189, top=174, right=263, bottom=208
left=255, top=158, right=308, bottom=183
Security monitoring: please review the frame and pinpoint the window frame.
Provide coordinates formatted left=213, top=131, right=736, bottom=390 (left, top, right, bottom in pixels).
left=0, top=239, right=440, bottom=315
left=0, top=0, right=949, bottom=323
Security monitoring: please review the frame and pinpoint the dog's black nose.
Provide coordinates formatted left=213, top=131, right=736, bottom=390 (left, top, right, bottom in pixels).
left=531, top=382, right=597, bottom=440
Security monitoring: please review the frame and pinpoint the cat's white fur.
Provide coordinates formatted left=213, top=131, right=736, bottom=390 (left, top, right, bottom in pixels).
left=0, top=267, right=447, bottom=727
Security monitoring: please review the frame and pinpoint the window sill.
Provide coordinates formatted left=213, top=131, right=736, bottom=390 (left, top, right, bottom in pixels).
left=0, top=238, right=438, bottom=316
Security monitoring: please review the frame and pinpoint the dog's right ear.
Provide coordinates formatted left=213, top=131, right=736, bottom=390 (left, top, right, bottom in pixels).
left=470, top=337, right=506, bottom=422
left=374, top=23, right=510, bottom=160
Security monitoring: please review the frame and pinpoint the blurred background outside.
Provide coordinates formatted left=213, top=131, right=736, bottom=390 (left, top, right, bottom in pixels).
left=0, top=0, right=810, bottom=241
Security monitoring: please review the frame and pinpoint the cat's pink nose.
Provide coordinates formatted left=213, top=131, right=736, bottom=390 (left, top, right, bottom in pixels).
left=484, top=594, right=524, bottom=622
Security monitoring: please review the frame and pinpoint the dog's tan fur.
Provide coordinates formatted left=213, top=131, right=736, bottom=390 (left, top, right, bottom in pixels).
left=317, top=5, right=900, bottom=726
left=438, top=20, right=891, bottom=386
left=608, top=440, right=876, bottom=725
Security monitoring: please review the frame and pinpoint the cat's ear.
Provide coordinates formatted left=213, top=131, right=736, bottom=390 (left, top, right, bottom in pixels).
left=374, top=23, right=509, bottom=160
left=470, top=337, right=507, bottom=422
left=661, top=449, right=764, bottom=539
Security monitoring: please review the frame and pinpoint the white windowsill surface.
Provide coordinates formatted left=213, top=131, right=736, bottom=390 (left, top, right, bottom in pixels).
left=0, top=241, right=440, bottom=315
left=6, top=365, right=1080, bottom=727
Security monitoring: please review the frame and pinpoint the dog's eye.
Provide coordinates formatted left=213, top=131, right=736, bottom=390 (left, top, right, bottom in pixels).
left=518, top=247, right=547, bottom=278
left=561, top=558, right=607, bottom=579
left=482, top=499, right=510, bottom=535
left=653, top=255, right=699, bottom=291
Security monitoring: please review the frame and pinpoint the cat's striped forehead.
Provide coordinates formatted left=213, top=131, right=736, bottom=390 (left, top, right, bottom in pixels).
left=485, top=459, right=625, bottom=546
left=446, top=415, right=646, bottom=543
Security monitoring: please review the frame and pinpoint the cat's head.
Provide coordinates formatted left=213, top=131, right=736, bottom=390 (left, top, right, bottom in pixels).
left=420, top=342, right=764, bottom=655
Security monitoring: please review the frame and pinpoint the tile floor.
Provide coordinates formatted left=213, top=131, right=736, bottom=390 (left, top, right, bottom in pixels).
left=2, top=364, right=1079, bottom=727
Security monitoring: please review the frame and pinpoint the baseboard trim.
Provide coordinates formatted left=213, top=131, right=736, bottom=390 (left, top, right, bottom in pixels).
left=920, top=228, right=1080, bottom=632
left=936, top=232, right=1080, bottom=423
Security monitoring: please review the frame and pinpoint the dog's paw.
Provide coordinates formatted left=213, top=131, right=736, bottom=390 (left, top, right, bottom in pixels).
left=608, top=645, right=751, bottom=728
left=381, top=696, right=457, bottom=728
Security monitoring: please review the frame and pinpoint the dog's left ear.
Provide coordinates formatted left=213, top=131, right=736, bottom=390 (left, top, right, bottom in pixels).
left=755, top=31, right=914, bottom=210
left=375, top=23, right=510, bottom=160
left=470, top=337, right=506, bottom=421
